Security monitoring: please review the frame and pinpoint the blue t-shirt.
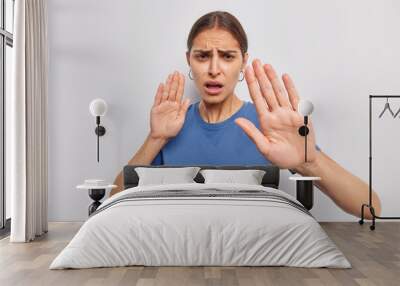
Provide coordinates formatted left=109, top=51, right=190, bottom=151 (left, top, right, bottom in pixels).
left=151, top=100, right=320, bottom=166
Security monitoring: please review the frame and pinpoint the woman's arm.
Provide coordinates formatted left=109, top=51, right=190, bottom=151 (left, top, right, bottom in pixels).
left=235, top=59, right=382, bottom=220
left=294, top=150, right=382, bottom=219
left=110, top=133, right=168, bottom=197
left=110, top=71, right=189, bottom=197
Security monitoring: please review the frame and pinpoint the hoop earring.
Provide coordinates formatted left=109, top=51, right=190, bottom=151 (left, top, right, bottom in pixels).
left=238, top=70, right=244, bottom=82
left=188, top=69, right=194, bottom=80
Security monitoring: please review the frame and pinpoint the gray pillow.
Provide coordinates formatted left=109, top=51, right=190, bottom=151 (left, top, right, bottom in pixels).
left=200, top=169, right=266, bottom=185
left=135, top=167, right=201, bottom=186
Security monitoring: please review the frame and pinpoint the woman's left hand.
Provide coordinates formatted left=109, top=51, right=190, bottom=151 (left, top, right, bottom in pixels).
left=235, top=59, right=318, bottom=169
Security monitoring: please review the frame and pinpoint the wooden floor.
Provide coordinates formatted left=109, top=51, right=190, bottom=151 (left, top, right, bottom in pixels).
left=0, top=222, right=399, bottom=286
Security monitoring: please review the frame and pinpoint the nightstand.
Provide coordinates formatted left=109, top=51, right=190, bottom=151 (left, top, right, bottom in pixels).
left=289, top=176, right=321, bottom=210
left=76, top=182, right=117, bottom=216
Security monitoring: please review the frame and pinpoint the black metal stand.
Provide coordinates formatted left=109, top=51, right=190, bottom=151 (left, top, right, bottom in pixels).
left=88, top=188, right=105, bottom=216
left=359, top=95, right=400, bottom=230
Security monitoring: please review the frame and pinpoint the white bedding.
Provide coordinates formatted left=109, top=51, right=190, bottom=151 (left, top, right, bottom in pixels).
left=49, top=183, right=351, bottom=269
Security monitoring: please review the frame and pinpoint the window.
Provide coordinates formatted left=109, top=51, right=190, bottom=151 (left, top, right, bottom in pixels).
left=0, top=0, right=14, bottom=237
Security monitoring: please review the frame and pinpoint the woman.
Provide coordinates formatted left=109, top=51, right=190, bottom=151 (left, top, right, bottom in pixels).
left=111, top=11, right=381, bottom=219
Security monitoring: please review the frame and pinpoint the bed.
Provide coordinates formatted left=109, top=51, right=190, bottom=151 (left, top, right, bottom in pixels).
left=49, top=165, right=351, bottom=269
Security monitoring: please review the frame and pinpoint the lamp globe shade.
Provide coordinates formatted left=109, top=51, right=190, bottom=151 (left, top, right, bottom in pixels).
left=298, top=99, right=314, bottom=116
left=89, top=98, right=108, bottom=117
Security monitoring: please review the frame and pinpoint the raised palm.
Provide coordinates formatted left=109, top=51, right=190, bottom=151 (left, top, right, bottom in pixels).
left=235, top=60, right=317, bottom=169
left=150, top=71, right=190, bottom=140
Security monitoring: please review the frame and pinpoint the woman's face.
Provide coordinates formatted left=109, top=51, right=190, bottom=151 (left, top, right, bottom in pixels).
left=186, top=28, right=248, bottom=104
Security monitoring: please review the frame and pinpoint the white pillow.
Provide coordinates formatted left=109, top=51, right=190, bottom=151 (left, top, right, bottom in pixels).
left=135, top=167, right=201, bottom=186
left=200, top=169, right=266, bottom=185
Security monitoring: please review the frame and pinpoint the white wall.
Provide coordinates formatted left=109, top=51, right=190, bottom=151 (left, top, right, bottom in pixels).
left=47, top=0, right=400, bottom=222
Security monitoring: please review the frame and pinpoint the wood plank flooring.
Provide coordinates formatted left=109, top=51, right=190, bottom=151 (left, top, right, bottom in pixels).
left=0, top=222, right=399, bottom=286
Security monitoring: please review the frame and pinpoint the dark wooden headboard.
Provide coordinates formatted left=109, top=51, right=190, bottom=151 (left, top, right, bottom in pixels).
left=123, top=165, right=280, bottom=189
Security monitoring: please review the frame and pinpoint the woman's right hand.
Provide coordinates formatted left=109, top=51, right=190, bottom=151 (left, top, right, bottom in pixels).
left=149, top=71, right=190, bottom=141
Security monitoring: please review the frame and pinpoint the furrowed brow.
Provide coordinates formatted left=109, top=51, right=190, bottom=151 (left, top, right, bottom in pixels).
left=193, top=49, right=239, bottom=53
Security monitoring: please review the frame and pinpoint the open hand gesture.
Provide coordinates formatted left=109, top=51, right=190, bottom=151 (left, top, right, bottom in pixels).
left=150, top=71, right=190, bottom=140
left=235, top=60, right=317, bottom=169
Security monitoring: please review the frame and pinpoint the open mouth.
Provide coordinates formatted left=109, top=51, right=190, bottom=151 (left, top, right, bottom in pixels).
left=204, top=82, right=224, bottom=95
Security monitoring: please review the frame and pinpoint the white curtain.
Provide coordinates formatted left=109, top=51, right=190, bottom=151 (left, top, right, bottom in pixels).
left=8, top=0, right=48, bottom=242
